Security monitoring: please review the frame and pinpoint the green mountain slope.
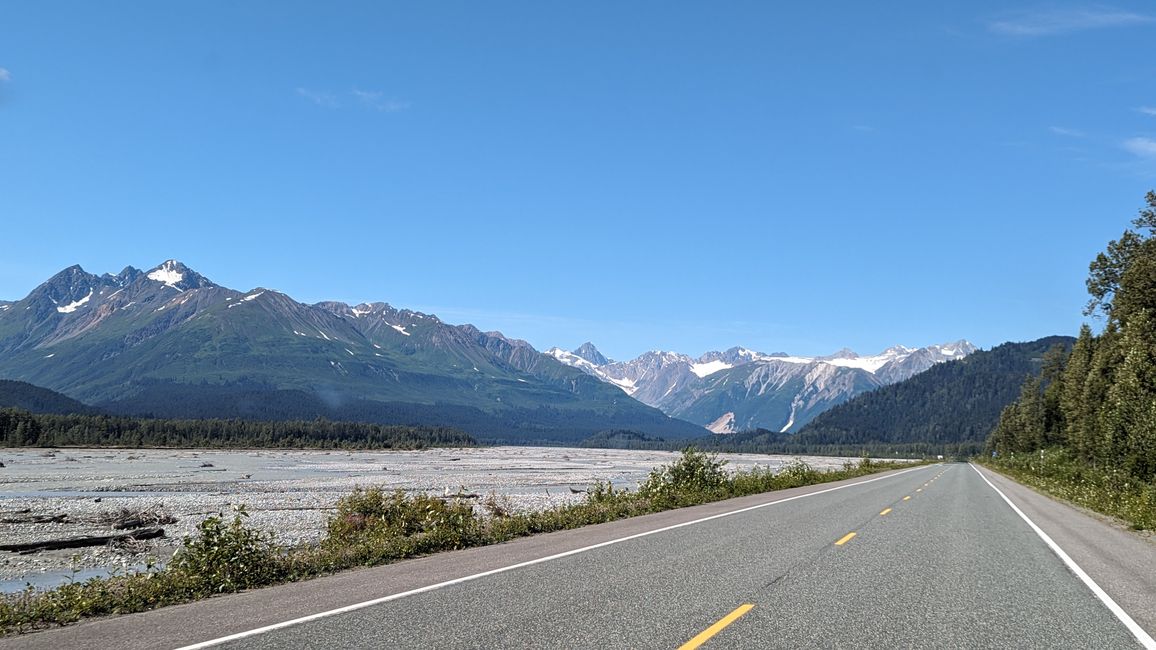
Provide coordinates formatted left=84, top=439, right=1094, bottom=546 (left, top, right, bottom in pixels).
left=792, top=336, right=1074, bottom=454
left=0, top=261, right=705, bottom=443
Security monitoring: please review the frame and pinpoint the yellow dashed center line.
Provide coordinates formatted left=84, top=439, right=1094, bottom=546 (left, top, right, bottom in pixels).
left=903, top=496, right=911, bottom=501
left=678, top=604, right=755, bottom=650
left=916, top=488, right=922, bottom=492
left=835, top=532, right=857, bottom=546
left=879, top=508, right=892, bottom=516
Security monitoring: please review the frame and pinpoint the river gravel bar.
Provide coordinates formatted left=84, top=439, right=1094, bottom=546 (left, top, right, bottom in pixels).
left=0, top=446, right=875, bottom=591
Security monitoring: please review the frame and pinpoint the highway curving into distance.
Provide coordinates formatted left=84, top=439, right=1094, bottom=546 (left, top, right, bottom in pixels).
left=5, top=463, right=1155, bottom=649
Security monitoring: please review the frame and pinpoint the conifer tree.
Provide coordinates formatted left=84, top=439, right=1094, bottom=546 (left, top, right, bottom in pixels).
left=1060, top=325, right=1095, bottom=460
left=1104, top=309, right=1156, bottom=480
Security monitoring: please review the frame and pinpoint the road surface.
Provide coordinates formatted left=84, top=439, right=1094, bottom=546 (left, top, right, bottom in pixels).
left=4, top=463, right=1154, bottom=649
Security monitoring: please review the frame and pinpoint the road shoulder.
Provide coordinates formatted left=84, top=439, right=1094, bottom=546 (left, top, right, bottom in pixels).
left=973, top=463, right=1156, bottom=639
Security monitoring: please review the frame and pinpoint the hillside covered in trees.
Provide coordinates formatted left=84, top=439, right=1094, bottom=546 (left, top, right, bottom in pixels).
left=988, top=191, right=1156, bottom=485
left=790, top=337, right=1072, bottom=456
left=0, top=379, right=101, bottom=415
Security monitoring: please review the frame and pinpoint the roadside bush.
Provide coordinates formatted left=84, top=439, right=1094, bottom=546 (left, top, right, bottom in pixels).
left=323, top=488, right=480, bottom=562
left=639, top=447, right=728, bottom=505
left=586, top=480, right=625, bottom=505
left=170, top=505, right=285, bottom=594
left=984, top=448, right=1156, bottom=531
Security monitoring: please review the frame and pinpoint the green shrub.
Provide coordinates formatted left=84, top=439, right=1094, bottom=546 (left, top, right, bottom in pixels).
left=323, top=488, right=480, bottom=562
left=984, top=448, right=1156, bottom=531
left=586, top=480, right=625, bottom=504
left=170, top=505, right=285, bottom=593
left=775, top=459, right=820, bottom=487
left=639, top=447, right=728, bottom=505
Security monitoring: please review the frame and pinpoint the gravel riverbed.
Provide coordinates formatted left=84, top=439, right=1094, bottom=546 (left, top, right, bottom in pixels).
left=0, top=447, right=869, bottom=592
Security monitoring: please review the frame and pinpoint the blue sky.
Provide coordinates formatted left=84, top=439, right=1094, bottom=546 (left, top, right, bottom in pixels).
left=2, top=2, right=1155, bottom=361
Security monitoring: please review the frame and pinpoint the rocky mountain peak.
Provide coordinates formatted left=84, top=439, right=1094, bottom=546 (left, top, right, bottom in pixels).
left=144, top=260, right=215, bottom=291
left=699, top=346, right=765, bottom=365
left=937, top=340, right=977, bottom=356
left=101, top=266, right=143, bottom=287
left=821, top=347, right=859, bottom=360
left=31, top=265, right=103, bottom=312
left=573, top=342, right=609, bottom=366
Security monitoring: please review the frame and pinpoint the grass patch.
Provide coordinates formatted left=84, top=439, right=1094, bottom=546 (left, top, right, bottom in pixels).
left=980, top=448, right=1156, bottom=531
left=0, top=450, right=916, bottom=635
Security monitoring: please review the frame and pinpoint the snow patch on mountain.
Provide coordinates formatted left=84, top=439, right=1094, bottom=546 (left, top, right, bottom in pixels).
left=691, top=360, right=732, bottom=378
left=56, top=289, right=93, bottom=314
left=547, top=347, right=640, bottom=395
left=228, top=291, right=265, bottom=308
left=607, top=376, right=637, bottom=393
left=759, top=355, right=812, bottom=365
left=825, top=356, right=897, bottom=373
left=547, top=348, right=600, bottom=373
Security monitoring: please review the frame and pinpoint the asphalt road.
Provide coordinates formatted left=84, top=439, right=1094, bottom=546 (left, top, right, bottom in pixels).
left=5, top=463, right=1154, bottom=649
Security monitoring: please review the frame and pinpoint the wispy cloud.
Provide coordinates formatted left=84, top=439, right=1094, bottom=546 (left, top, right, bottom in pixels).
left=296, top=87, right=410, bottom=113
left=1137, top=107, right=1156, bottom=116
left=295, top=87, right=340, bottom=109
left=351, top=89, right=410, bottom=112
left=1123, top=137, right=1156, bottom=158
left=0, top=68, right=10, bottom=82
left=1049, top=126, right=1085, bottom=137
left=988, top=7, right=1154, bottom=36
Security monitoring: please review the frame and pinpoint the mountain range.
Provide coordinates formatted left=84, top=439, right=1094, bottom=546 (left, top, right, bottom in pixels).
left=546, top=340, right=975, bottom=433
left=0, top=260, right=974, bottom=443
left=0, top=261, right=703, bottom=443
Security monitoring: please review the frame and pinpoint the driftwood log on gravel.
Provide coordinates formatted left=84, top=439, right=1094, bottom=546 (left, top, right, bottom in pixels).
left=0, top=527, right=165, bottom=553
left=0, top=513, right=69, bottom=524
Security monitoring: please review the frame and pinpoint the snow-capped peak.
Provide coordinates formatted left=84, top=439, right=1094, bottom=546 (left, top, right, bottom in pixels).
left=933, top=340, right=976, bottom=357
left=142, top=260, right=215, bottom=292
left=147, top=260, right=186, bottom=289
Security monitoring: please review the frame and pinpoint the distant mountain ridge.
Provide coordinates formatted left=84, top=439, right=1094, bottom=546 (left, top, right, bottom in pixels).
left=547, top=340, right=976, bottom=432
left=0, top=261, right=706, bottom=443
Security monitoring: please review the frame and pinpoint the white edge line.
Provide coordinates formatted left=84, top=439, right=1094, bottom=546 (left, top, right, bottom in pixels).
left=176, top=464, right=934, bottom=649
left=971, top=464, right=1156, bottom=650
